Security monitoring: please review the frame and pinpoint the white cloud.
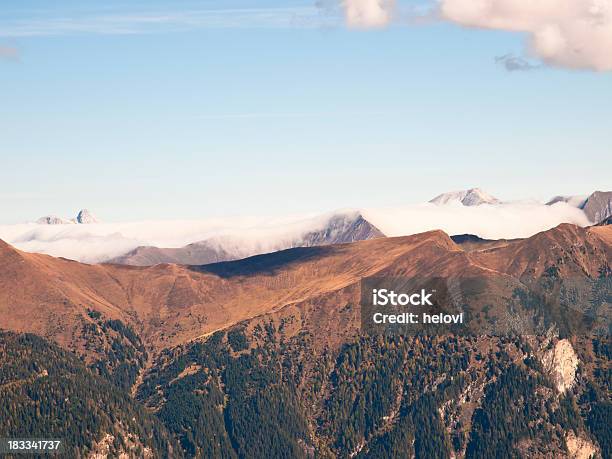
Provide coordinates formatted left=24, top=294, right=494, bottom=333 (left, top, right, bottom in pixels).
left=363, top=201, right=591, bottom=240
left=0, top=212, right=346, bottom=263
left=0, top=202, right=593, bottom=263
left=332, top=0, right=612, bottom=71
left=342, top=0, right=395, bottom=28
left=6, top=1, right=610, bottom=71
left=440, top=0, right=612, bottom=71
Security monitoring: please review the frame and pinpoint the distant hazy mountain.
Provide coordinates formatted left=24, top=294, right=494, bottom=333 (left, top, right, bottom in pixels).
left=545, top=195, right=588, bottom=207
left=581, top=191, right=612, bottom=224
left=429, top=188, right=500, bottom=206
left=109, top=240, right=235, bottom=266
left=15, top=189, right=605, bottom=264
left=110, top=212, right=385, bottom=266
left=300, top=212, right=384, bottom=245
left=36, top=209, right=99, bottom=225
left=450, top=234, right=493, bottom=244
left=546, top=191, right=612, bottom=224
left=450, top=233, right=520, bottom=251
left=36, top=215, right=70, bottom=225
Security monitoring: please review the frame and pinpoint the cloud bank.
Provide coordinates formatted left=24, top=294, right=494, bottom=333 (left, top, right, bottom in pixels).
left=0, top=202, right=592, bottom=263
left=363, top=201, right=590, bottom=240
left=5, top=1, right=610, bottom=70
left=0, top=212, right=347, bottom=264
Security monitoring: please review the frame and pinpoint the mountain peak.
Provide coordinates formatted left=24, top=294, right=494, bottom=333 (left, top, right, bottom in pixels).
left=581, top=191, right=612, bottom=224
left=36, top=215, right=69, bottom=225
left=75, top=209, right=98, bottom=224
left=300, top=212, right=385, bottom=246
left=429, top=188, right=500, bottom=206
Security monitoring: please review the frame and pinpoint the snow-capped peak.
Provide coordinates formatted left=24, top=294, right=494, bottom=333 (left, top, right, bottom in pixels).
left=429, top=188, right=500, bottom=206
left=36, top=209, right=99, bottom=225
left=74, top=209, right=99, bottom=224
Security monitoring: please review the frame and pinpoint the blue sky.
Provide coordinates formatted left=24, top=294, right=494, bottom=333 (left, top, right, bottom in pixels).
left=0, top=0, right=610, bottom=224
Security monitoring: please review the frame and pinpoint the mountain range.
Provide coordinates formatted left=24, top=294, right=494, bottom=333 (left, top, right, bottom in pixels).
left=110, top=212, right=384, bottom=266
left=16, top=189, right=610, bottom=267
left=0, top=222, right=610, bottom=457
left=36, top=208, right=99, bottom=225
left=2, top=222, right=609, bottom=353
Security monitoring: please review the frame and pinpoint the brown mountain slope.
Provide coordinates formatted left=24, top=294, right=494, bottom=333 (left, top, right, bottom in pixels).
left=1, top=224, right=610, bottom=358
left=470, top=223, right=611, bottom=279
left=0, top=230, right=454, bottom=353
left=590, top=223, right=612, bottom=243
left=0, top=240, right=141, bottom=352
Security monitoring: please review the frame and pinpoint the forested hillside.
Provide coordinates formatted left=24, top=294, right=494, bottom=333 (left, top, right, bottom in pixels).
left=136, top=323, right=610, bottom=458
left=0, top=332, right=181, bottom=458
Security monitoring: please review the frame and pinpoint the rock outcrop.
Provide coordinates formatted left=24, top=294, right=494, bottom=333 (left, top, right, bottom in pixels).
left=541, top=339, right=579, bottom=393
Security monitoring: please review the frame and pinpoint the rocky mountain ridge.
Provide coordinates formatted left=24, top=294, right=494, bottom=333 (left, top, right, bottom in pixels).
left=36, top=208, right=99, bottom=225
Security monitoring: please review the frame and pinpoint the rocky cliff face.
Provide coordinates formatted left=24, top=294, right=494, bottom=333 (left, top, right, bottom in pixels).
left=581, top=191, right=612, bottom=224
left=541, top=339, right=579, bottom=393
left=565, top=430, right=599, bottom=459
